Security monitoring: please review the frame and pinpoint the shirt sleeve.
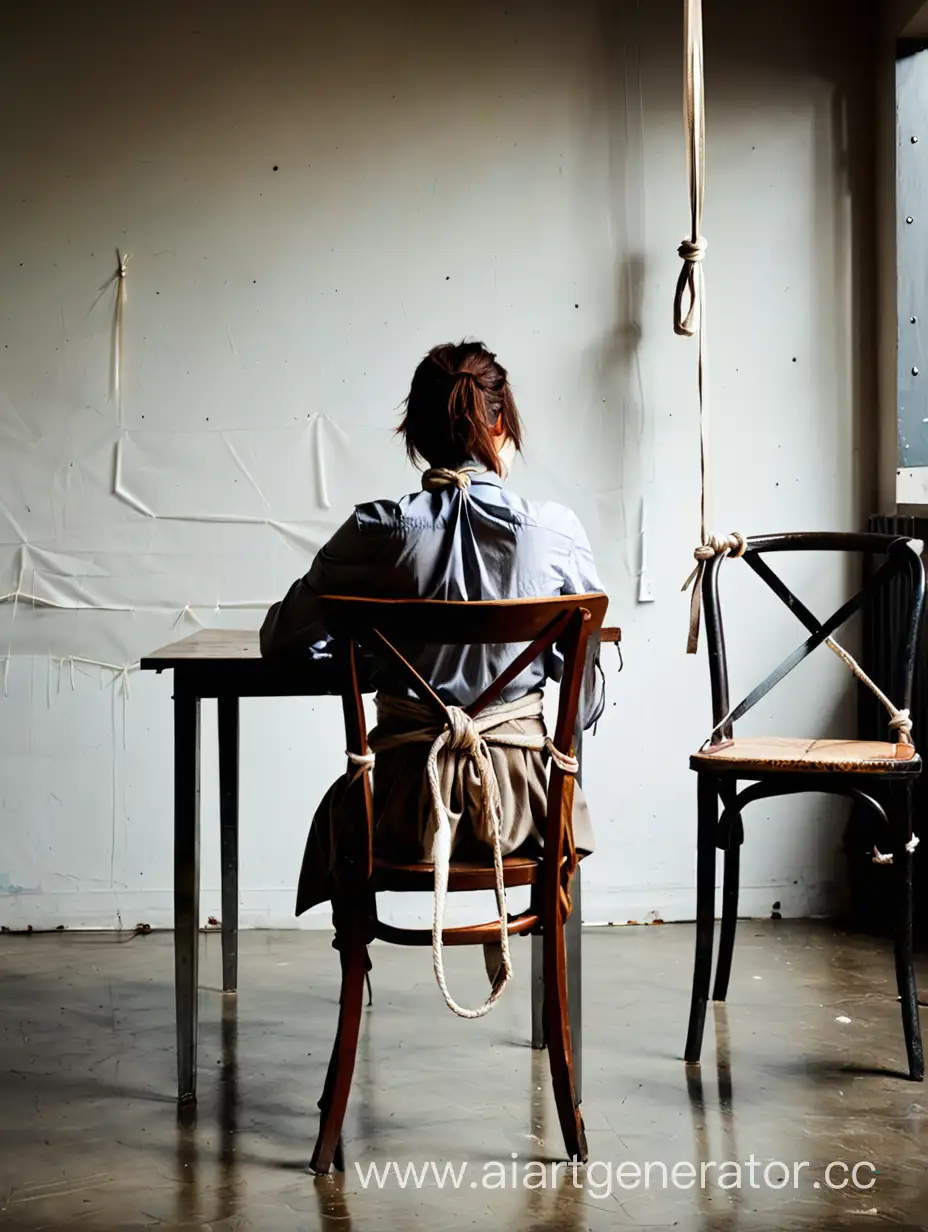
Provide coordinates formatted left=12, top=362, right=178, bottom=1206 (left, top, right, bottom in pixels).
left=260, top=511, right=395, bottom=655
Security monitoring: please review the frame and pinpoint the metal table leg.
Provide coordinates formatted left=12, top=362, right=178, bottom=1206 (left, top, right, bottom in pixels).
left=218, top=696, right=240, bottom=994
left=174, top=679, right=201, bottom=1102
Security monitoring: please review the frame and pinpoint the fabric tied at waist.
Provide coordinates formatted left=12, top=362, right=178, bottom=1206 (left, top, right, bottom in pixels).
left=354, top=689, right=578, bottom=1019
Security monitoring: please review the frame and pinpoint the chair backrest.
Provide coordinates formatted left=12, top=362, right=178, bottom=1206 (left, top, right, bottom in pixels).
left=700, top=533, right=925, bottom=744
left=319, top=592, right=608, bottom=875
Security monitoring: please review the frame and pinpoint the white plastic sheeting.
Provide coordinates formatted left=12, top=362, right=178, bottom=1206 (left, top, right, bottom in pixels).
left=0, top=0, right=876, bottom=929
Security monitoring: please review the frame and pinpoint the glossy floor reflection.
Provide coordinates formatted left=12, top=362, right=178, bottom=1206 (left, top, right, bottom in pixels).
left=1, top=922, right=927, bottom=1229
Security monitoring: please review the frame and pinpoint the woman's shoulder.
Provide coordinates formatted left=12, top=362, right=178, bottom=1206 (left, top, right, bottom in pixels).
left=353, top=498, right=403, bottom=531
left=504, top=489, right=586, bottom=543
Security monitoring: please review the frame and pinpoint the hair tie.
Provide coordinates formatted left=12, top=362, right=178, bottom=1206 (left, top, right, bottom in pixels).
left=422, top=466, right=477, bottom=493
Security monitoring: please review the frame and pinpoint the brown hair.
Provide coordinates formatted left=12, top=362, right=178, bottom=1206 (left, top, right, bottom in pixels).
left=399, top=340, right=523, bottom=475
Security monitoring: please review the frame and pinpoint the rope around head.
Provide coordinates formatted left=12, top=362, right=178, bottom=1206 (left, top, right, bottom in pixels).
left=422, top=466, right=477, bottom=493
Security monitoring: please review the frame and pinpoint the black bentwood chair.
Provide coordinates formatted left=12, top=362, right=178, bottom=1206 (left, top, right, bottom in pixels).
left=684, top=532, right=926, bottom=1080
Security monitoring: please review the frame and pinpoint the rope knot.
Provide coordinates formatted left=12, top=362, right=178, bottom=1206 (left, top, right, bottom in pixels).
left=346, top=750, right=376, bottom=769
left=345, top=749, right=376, bottom=785
left=872, top=834, right=920, bottom=864
left=692, top=531, right=746, bottom=564
left=683, top=532, right=747, bottom=654
left=422, top=466, right=475, bottom=493
left=678, top=235, right=707, bottom=262
left=889, top=709, right=913, bottom=739
left=444, top=705, right=482, bottom=754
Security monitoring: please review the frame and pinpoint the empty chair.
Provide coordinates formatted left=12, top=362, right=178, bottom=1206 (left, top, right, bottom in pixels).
left=684, top=532, right=925, bottom=1080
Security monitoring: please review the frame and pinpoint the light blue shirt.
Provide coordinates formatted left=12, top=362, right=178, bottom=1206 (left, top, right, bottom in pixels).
left=260, top=471, right=606, bottom=727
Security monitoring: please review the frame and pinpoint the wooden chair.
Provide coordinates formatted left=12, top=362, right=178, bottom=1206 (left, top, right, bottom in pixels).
left=308, top=592, right=608, bottom=1173
left=685, top=532, right=925, bottom=1079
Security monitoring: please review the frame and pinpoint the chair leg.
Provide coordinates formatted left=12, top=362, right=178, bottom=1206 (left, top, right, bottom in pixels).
left=565, top=867, right=582, bottom=1103
left=712, top=845, right=740, bottom=1003
left=310, top=933, right=369, bottom=1174
left=712, top=779, right=740, bottom=1003
left=685, top=773, right=719, bottom=1065
left=543, top=873, right=587, bottom=1164
left=891, top=780, right=924, bottom=1082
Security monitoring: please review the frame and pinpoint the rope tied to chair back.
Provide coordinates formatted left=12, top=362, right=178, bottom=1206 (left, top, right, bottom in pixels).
left=349, top=690, right=578, bottom=1019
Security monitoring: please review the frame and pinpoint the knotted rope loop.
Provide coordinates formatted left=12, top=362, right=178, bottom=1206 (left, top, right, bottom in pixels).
left=673, top=236, right=707, bottom=338
left=368, top=690, right=578, bottom=1019
left=682, top=531, right=746, bottom=655
left=889, top=709, right=914, bottom=740
left=422, top=466, right=477, bottom=493
left=678, top=237, right=707, bottom=263
left=445, top=705, right=482, bottom=753
left=692, top=531, right=745, bottom=565
left=425, top=704, right=512, bottom=1019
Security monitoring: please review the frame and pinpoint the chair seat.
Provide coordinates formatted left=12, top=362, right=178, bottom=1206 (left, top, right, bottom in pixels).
left=371, top=854, right=540, bottom=892
left=691, top=736, right=920, bottom=774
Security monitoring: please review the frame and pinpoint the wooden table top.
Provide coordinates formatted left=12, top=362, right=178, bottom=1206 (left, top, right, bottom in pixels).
left=141, top=629, right=263, bottom=669
left=141, top=625, right=621, bottom=671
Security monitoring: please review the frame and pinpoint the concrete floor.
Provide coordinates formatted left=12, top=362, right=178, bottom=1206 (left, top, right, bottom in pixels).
left=0, top=922, right=927, bottom=1230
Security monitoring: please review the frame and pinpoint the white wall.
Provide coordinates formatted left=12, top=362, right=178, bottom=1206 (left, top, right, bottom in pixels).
left=0, top=0, right=879, bottom=930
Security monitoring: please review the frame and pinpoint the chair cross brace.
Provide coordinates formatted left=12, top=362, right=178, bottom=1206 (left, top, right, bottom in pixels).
left=365, top=609, right=576, bottom=725
left=710, top=552, right=901, bottom=743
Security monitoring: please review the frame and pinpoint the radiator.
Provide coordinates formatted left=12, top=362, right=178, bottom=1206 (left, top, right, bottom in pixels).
left=845, top=515, right=928, bottom=940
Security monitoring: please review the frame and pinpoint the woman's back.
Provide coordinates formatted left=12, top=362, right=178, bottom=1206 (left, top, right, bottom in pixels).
left=261, top=339, right=604, bottom=721
left=261, top=465, right=602, bottom=714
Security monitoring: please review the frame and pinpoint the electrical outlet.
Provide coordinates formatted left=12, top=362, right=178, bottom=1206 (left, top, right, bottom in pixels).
left=637, top=575, right=655, bottom=603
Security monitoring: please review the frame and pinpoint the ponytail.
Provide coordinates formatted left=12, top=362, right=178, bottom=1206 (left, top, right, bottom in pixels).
left=400, top=341, right=523, bottom=475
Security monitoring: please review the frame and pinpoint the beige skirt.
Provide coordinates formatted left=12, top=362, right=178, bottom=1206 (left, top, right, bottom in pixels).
left=295, top=693, right=593, bottom=916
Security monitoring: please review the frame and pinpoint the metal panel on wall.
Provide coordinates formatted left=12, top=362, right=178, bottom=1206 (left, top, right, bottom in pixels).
left=897, top=45, right=928, bottom=503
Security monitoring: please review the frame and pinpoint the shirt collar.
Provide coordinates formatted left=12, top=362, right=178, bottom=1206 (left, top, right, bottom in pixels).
left=464, top=460, right=504, bottom=488
left=470, top=470, right=504, bottom=488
